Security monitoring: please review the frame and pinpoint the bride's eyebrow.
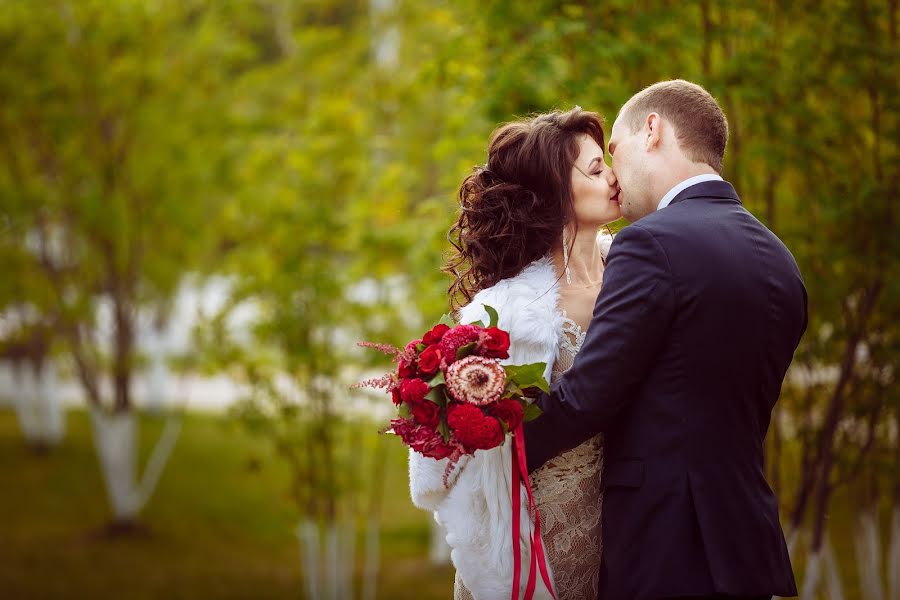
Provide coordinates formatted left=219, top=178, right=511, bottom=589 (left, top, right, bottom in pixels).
left=588, top=156, right=604, bottom=168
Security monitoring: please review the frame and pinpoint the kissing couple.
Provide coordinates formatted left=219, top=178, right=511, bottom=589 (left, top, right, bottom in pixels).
left=410, top=80, right=807, bottom=600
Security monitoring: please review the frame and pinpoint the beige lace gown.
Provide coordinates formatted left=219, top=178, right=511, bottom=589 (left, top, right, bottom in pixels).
left=454, top=316, right=604, bottom=599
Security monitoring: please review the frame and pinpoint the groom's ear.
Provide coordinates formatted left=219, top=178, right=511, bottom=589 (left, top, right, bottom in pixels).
left=644, top=112, right=663, bottom=151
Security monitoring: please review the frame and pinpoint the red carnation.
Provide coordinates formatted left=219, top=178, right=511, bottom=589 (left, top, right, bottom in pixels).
left=390, top=418, right=459, bottom=460
left=447, top=403, right=504, bottom=451
left=439, top=324, right=482, bottom=363
left=423, top=323, right=451, bottom=346
left=489, top=398, right=524, bottom=432
left=400, top=378, right=430, bottom=405
left=411, top=400, right=441, bottom=427
left=417, top=345, right=443, bottom=376
left=479, top=327, right=511, bottom=359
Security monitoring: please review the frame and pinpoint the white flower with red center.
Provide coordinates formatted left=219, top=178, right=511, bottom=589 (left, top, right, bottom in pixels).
left=445, top=355, right=506, bottom=405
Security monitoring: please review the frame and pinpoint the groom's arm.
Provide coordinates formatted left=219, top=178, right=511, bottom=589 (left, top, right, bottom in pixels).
left=524, top=224, right=676, bottom=472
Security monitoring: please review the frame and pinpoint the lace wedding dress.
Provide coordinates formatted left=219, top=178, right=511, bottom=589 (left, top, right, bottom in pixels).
left=454, top=315, right=604, bottom=600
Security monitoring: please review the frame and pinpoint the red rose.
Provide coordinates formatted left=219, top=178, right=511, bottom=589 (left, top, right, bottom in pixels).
left=417, top=345, right=443, bottom=376
left=391, top=387, right=402, bottom=406
left=489, top=398, right=524, bottom=432
left=398, top=359, right=417, bottom=379
left=411, top=400, right=441, bottom=427
left=399, top=378, right=430, bottom=405
left=439, top=324, right=482, bottom=363
left=479, top=327, right=510, bottom=359
left=447, top=403, right=504, bottom=451
left=423, top=323, right=451, bottom=346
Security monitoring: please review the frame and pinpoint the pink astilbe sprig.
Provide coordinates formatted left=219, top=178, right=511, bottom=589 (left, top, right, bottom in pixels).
left=351, top=373, right=397, bottom=391
left=357, top=341, right=402, bottom=356
left=397, top=339, right=422, bottom=365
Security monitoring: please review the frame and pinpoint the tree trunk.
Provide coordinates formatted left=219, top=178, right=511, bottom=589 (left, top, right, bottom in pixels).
left=801, top=543, right=823, bottom=600
left=112, top=286, right=134, bottom=414
left=889, top=503, right=900, bottom=600
left=91, top=407, right=141, bottom=524
left=801, top=533, right=845, bottom=600
left=12, top=359, right=65, bottom=451
left=855, top=507, right=885, bottom=600
left=362, top=427, right=387, bottom=600
left=822, top=534, right=845, bottom=600
left=297, top=519, right=357, bottom=600
left=89, top=406, right=182, bottom=528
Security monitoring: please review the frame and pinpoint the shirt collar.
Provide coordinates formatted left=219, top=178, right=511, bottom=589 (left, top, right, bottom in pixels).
left=657, top=174, right=724, bottom=211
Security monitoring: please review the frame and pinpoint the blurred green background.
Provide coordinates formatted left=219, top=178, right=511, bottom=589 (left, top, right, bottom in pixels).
left=0, top=1, right=897, bottom=598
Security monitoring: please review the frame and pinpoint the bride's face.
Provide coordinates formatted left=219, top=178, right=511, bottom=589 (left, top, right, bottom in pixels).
left=569, top=134, right=621, bottom=228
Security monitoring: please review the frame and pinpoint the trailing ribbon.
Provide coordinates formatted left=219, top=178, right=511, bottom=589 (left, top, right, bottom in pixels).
left=510, top=423, right=556, bottom=600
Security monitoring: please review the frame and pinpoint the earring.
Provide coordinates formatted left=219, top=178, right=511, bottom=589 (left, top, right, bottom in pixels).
left=562, top=228, right=572, bottom=285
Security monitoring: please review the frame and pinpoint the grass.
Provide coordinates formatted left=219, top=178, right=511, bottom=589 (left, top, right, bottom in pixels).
left=0, top=408, right=453, bottom=599
left=0, top=407, right=889, bottom=599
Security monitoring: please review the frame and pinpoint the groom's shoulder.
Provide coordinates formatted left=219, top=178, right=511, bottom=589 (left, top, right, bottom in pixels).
left=613, top=212, right=679, bottom=246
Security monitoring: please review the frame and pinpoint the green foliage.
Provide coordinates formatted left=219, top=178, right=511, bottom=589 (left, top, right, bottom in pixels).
left=504, top=363, right=550, bottom=394
left=1, top=1, right=897, bottom=589
left=483, top=305, right=499, bottom=329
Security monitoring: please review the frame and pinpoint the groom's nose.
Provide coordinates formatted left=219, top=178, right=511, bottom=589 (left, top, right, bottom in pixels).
left=607, top=169, right=618, bottom=187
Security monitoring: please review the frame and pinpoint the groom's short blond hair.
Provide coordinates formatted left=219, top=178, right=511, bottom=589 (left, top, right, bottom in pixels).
left=619, top=80, right=728, bottom=174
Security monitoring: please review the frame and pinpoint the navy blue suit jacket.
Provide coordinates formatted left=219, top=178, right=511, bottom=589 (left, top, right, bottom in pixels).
left=524, top=181, right=805, bottom=599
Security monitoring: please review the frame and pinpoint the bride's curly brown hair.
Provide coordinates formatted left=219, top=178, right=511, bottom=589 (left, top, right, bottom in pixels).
left=445, top=107, right=605, bottom=311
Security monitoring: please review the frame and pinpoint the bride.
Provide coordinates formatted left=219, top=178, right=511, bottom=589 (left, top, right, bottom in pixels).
left=409, top=107, right=621, bottom=599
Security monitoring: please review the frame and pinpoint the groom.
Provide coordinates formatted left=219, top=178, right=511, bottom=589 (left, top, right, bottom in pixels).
left=524, top=80, right=805, bottom=600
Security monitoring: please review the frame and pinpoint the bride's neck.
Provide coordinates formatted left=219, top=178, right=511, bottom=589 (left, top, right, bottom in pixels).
left=551, top=226, right=604, bottom=287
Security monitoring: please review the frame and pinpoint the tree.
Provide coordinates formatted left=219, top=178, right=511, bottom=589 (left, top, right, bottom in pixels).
left=0, top=0, right=245, bottom=529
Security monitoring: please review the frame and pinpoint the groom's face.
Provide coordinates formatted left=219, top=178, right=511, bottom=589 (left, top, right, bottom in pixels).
left=608, top=114, right=654, bottom=222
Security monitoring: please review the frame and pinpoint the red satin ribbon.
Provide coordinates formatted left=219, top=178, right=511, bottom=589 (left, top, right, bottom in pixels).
left=510, top=423, right=556, bottom=600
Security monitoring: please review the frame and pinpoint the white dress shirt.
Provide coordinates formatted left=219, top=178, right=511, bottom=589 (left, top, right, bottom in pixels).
left=657, top=173, right=724, bottom=211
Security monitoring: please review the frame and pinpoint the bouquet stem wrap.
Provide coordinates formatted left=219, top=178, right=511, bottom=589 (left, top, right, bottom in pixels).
left=510, top=423, right=556, bottom=600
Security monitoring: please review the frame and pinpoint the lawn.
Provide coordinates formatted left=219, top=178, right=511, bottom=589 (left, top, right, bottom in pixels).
left=0, top=407, right=884, bottom=599
left=0, top=408, right=453, bottom=599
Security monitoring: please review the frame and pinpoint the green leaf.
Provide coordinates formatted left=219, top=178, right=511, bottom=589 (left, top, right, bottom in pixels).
left=483, top=304, right=499, bottom=329
left=503, top=362, right=549, bottom=393
left=429, top=371, right=446, bottom=387
left=398, top=403, right=412, bottom=419
left=438, top=313, right=456, bottom=327
left=522, top=402, right=543, bottom=422
left=416, top=343, right=427, bottom=352
left=504, top=381, right=523, bottom=397
left=438, top=419, right=451, bottom=442
left=455, top=341, right=478, bottom=360
left=425, top=385, right=447, bottom=406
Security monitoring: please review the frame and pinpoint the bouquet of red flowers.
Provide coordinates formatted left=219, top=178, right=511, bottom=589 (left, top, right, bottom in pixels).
left=355, top=305, right=548, bottom=464
left=356, top=305, right=557, bottom=600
